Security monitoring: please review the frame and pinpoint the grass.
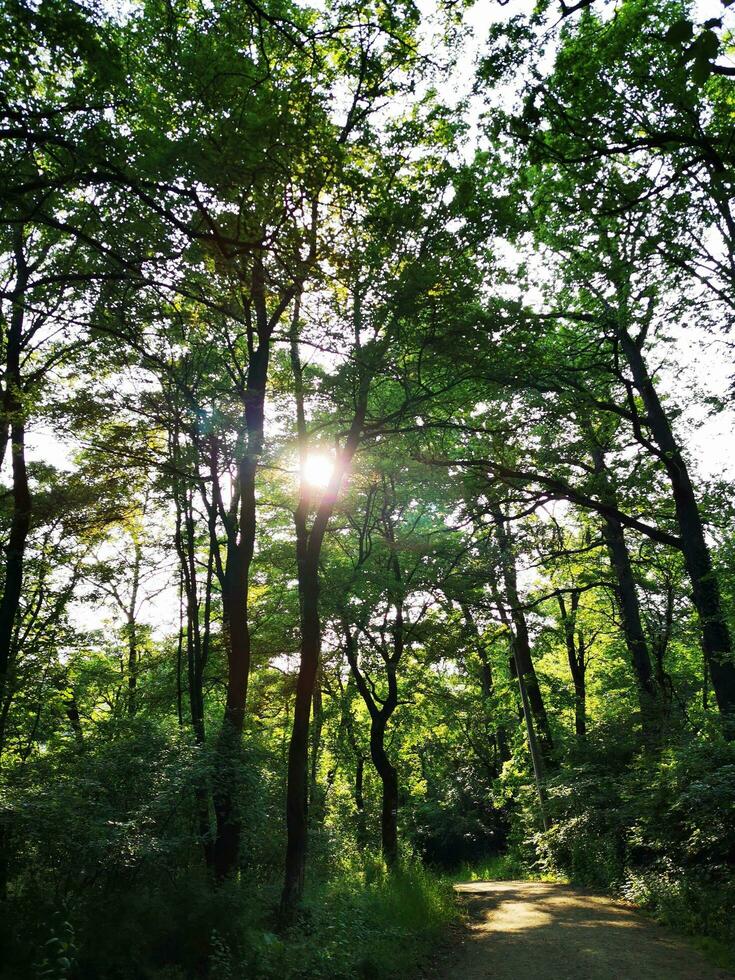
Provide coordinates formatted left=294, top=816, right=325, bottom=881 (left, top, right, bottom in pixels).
left=685, top=935, right=735, bottom=973
left=5, top=857, right=462, bottom=980
left=231, top=858, right=462, bottom=979
left=450, top=851, right=567, bottom=885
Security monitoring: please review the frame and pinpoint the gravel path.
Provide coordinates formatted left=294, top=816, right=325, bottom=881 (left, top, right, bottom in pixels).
left=429, top=880, right=733, bottom=980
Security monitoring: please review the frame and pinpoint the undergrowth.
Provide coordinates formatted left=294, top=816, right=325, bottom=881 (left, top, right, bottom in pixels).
left=238, top=860, right=459, bottom=980
left=2, top=855, right=460, bottom=980
left=512, top=736, right=735, bottom=971
left=450, top=851, right=564, bottom=884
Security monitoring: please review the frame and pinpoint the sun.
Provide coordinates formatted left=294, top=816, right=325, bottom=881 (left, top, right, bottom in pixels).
left=302, top=452, right=334, bottom=488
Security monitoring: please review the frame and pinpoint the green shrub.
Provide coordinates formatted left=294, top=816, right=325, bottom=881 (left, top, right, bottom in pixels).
left=236, top=858, right=459, bottom=980
left=525, top=736, right=735, bottom=953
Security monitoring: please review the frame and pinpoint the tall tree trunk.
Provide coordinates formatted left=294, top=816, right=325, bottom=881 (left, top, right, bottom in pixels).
left=370, top=716, right=398, bottom=867
left=491, top=507, right=554, bottom=761
left=341, top=675, right=368, bottom=849
left=212, top=226, right=319, bottom=879
left=281, top=294, right=372, bottom=913
left=172, top=447, right=213, bottom=870
left=354, top=755, right=367, bottom=850
left=513, top=640, right=550, bottom=828
left=342, top=478, right=405, bottom=869
left=0, top=686, right=12, bottom=761
left=126, top=542, right=141, bottom=717
left=573, top=632, right=587, bottom=741
left=212, top=333, right=269, bottom=879
left=309, top=660, right=325, bottom=823
left=0, top=236, right=30, bottom=721
left=0, top=416, right=30, bottom=713
left=620, top=329, right=735, bottom=737
left=213, top=468, right=253, bottom=879
left=488, top=548, right=549, bottom=816
left=461, top=602, right=509, bottom=764
left=178, top=487, right=206, bottom=744
left=283, top=558, right=321, bottom=913
left=602, top=514, right=661, bottom=733
left=176, top=567, right=184, bottom=727
left=588, top=440, right=661, bottom=736
left=557, top=592, right=587, bottom=741
left=650, top=578, right=675, bottom=714
left=343, top=611, right=402, bottom=869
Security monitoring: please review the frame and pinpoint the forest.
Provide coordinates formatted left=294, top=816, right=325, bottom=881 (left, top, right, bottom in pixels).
left=1, top=0, right=734, bottom=976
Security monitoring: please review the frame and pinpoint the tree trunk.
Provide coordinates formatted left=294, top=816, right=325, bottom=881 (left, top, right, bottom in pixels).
left=0, top=417, right=30, bottom=714
left=573, top=674, right=586, bottom=740
left=344, top=618, right=402, bottom=868
left=176, top=568, right=184, bottom=727
left=354, top=755, right=367, bottom=850
left=590, top=443, right=661, bottom=737
left=461, top=602, right=509, bottom=764
left=491, top=507, right=554, bottom=761
left=371, top=716, right=399, bottom=867
left=651, top=579, right=675, bottom=714
left=127, top=572, right=140, bottom=718
left=282, top=561, right=320, bottom=913
left=309, top=659, right=325, bottom=823
left=570, top=628, right=587, bottom=743
left=603, top=515, right=661, bottom=731
left=0, top=416, right=31, bottom=720
left=342, top=675, right=368, bottom=850
left=0, top=253, right=31, bottom=720
left=281, top=299, right=371, bottom=914
left=558, top=593, right=587, bottom=741
left=192, top=540, right=214, bottom=869
left=126, top=542, right=141, bottom=717
left=212, top=608, right=250, bottom=878
left=513, top=642, right=550, bottom=828
left=620, top=329, right=735, bottom=737
left=173, top=468, right=213, bottom=870
left=212, top=339, right=268, bottom=879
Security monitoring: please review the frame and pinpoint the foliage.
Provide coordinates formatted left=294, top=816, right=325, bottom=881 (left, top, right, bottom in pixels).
left=1, top=0, right=734, bottom=975
left=529, top=738, right=735, bottom=953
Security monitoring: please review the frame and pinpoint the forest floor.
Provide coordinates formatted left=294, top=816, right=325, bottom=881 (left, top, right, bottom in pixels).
left=425, top=880, right=733, bottom=979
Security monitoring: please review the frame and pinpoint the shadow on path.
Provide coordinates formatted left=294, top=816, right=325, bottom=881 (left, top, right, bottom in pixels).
left=429, top=880, right=732, bottom=980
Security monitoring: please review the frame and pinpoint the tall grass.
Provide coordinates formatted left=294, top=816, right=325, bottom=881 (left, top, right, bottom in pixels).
left=237, top=858, right=460, bottom=980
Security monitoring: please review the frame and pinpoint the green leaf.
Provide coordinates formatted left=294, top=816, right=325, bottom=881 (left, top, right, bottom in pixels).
left=692, top=56, right=713, bottom=85
left=699, top=29, right=719, bottom=60
left=665, top=19, right=694, bottom=44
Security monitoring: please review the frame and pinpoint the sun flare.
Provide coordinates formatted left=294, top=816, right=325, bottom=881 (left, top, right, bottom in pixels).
left=302, top=452, right=334, bottom=488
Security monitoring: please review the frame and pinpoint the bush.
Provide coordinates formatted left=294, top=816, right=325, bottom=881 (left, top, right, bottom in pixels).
left=1, top=715, right=459, bottom=980
left=408, top=762, right=509, bottom=867
left=234, top=858, right=459, bottom=980
left=526, top=737, right=735, bottom=953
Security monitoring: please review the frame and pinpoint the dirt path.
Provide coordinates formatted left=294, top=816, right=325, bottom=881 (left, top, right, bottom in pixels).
left=429, top=881, right=732, bottom=980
